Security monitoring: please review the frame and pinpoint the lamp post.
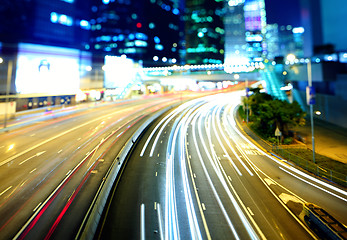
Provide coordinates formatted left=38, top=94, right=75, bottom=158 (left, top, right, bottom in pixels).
left=245, top=79, right=249, bottom=124
left=306, top=59, right=316, bottom=163
left=287, top=54, right=316, bottom=163
left=3, top=59, right=13, bottom=129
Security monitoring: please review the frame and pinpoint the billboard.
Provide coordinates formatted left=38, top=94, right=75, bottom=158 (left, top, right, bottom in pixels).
left=15, top=43, right=87, bottom=95
left=104, top=55, right=138, bottom=89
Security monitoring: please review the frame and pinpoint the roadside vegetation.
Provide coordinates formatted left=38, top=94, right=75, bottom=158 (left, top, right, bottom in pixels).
left=239, top=89, right=346, bottom=186
left=239, top=88, right=305, bottom=144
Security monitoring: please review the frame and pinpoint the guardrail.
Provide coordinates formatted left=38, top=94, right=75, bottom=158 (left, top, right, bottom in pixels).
left=272, top=146, right=347, bottom=187
left=75, top=106, right=172, bottom=240
left=303, top=203, right=347, bottom=240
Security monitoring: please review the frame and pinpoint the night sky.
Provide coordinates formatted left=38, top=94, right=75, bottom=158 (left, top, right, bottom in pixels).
left=265, top=0, right=301, bottom=27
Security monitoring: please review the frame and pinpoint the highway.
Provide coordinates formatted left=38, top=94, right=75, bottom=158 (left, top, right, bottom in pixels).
left=0, top=94, right=189, bottom=239
left=97, top=92, right=346, bottom=240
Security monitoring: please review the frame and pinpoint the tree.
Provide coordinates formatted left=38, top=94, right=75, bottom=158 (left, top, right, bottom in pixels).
left=244, top=92, right=306, bottom=141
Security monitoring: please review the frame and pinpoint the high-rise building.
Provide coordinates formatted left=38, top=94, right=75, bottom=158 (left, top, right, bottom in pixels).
left=0, top=0, right=92, bottom=97
left=90, top=0, right=184, bottom=67
left=224, top=0, right=267, bottom=65
left=243, top=0, right=267, bottom=61
left=265, top=24, right=304, bottom=60
left=224, top=0, right=249, bottom=66
left=300, top=0, right=347, bottom=57
left=265, top=24, right=280, bottom=60
left=184, top=0, right=225, bottom=65
left=0, top=0, right=91, bottom=52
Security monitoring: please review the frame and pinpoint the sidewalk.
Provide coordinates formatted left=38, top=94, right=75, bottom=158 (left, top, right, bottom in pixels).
left=296, top=119, right=347, bottom=164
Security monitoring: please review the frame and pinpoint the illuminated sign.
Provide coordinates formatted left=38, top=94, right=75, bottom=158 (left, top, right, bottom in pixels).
left=15, top=43, right=87, bottom=95
left=104, top=55, right=138, bottom=89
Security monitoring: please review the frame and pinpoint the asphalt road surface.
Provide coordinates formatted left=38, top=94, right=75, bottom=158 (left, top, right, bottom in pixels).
left=0, top=95, right=187, bottom=239
left=97, top=92, right=346, bottom=240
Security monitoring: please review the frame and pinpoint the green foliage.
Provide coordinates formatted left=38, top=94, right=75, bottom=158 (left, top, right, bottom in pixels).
left=283, top=137, right=293, bottom=145
left=243, top=92, right=306, bottom=141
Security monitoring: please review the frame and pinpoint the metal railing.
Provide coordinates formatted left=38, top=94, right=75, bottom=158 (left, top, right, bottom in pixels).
left=272, top=146, right=347, bottom=187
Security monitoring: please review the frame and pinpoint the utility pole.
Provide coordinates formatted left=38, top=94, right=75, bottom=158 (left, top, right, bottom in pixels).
left=4, top=60, right=13, bottom=129
left=306, top=59, right=316, bottom=163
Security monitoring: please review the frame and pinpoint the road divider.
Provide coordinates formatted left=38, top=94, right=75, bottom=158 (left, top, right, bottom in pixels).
left=75, top=106, right=172, bottom=240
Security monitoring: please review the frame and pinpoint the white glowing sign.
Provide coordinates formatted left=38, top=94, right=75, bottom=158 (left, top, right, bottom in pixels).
left=16, top=43, right=80, bottom=94
left=104, top=55, right=137, bottom=89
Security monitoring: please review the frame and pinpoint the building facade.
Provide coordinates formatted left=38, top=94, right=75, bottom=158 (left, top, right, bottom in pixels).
left=224, top=0, right=249, bottom=66
left=0, top=0, right=92, bottom=109
left=90, top=0, right=184, bottom=67
left=184, top=0, right=225, bottom=65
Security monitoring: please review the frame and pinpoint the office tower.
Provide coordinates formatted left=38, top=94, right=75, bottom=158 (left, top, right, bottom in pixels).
left=224, top=0, right=249, bottom=66
left=300, top=0, right=347, bottom=57
left=0, top=0, right=92, bottom=97
left=243, top=0, right=267, bottom=61
left=90, top=0, right=184, bottom=67
left=184, top=0, right=225, bottom=65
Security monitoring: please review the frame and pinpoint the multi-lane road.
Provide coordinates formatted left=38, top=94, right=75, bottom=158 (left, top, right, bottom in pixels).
left=0, top=94, right=191, bottom=239
left=0, top=89, right=345, bottom=240
left=96, top=92, right=346, bottom=240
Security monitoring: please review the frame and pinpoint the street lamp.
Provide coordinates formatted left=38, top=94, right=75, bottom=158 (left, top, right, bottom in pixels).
left=306, top=58, right=316, bottom=163
left=286, top=54, right=316, bottom=163
left=1, top=58, right=13, bottom=129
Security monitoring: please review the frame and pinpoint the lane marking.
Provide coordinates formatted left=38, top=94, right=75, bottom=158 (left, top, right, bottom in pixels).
left=0, top=186, right=12, bottom=196
left=30, top=168, right=36, bottom=174
left=202, top=203, right=206, bottom=211
left=157, top=203, right=164, bottom=240
left=58, top=150, right=63, bottom=153
left=247, top=207, right=254, bottom=216
left=30, top=134, right=35, bottom=137
left=140, top=204, right=145, bottom=240
left=19, top=151, right=46, bottom=165
left=154, top=202, right=157, bottom=210
left=155, top=172, right=158, bottom=177
left=1, top=109, right=123, bottom=167
left=33, top=202, right=42, bottom=212
left=280, top=167, right=347, bottom=202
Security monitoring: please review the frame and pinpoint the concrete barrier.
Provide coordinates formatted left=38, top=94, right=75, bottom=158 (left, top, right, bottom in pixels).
left=303, top=203, right=347, bottom=240
left=76, top=106, right=172, bottom=240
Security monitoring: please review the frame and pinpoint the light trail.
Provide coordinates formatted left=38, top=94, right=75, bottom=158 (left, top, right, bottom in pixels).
left=225, top=103, right=347, bottom=200
left=214, top=104, right=254, bottom=176
left=196, top=101, right=260, bottom=240
left=191, top=112, right=242, bottom=240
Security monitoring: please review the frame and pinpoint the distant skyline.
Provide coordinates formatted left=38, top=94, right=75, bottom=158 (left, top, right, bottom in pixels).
left=265, top=0, right=301, bottom=27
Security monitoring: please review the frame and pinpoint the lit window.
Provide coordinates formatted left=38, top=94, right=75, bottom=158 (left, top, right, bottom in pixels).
left=136, top=33, right=148, bottom=40
left=51, top=12, right=73, bottom=26
left=80, top=20, right=90, bottom=30
left=172, top=9, right=179, bottom=15
left=155, top=44, right=164, bottom=50
left=149, top=23, right=155, bottom=29
left=154, top=36, right=160, bottom=44
left=51, top=12, right=58, bottom=23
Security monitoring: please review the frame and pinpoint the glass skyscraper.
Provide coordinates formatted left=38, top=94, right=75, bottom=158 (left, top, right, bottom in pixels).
left=90, top=0, right=184, bottom=67
left=184, top=0, right=225, bottom=65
